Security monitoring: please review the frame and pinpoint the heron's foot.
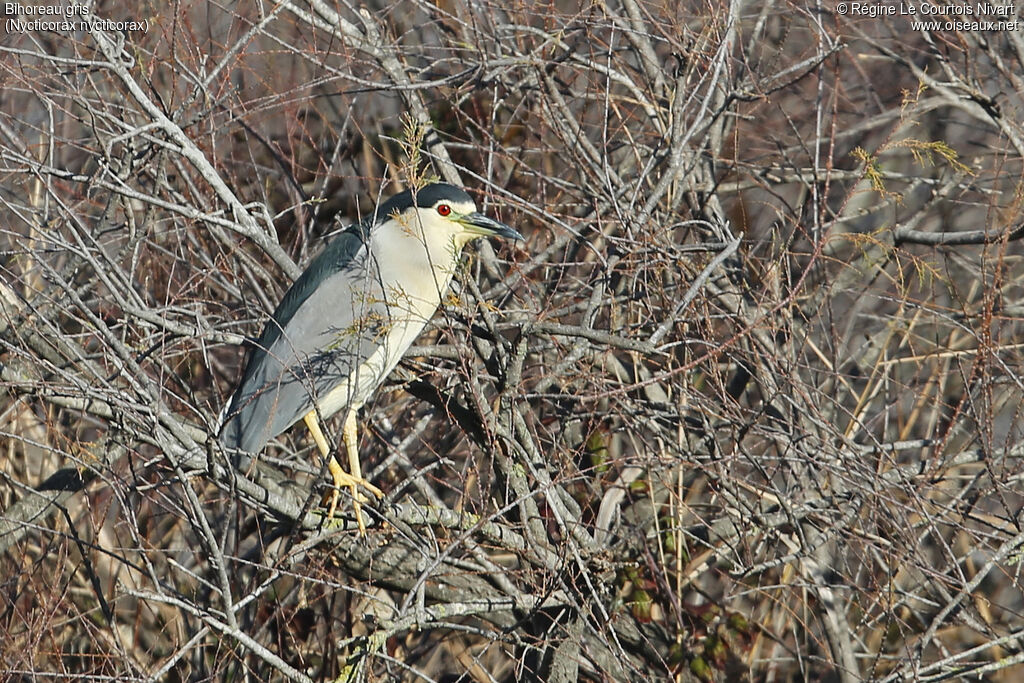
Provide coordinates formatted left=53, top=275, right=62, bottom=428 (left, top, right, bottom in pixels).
left=324, top=458, right=384, bottom=536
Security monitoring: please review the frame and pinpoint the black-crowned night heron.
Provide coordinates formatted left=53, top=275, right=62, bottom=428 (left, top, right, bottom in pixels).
left=219, top=183, right=522, bottom=533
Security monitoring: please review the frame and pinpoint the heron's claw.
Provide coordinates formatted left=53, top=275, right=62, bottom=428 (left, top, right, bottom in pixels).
left=324, top=457, right=383, bottom=535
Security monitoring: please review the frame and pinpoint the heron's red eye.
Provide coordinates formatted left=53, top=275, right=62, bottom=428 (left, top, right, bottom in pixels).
left=437, top=204, right=452, bottom=216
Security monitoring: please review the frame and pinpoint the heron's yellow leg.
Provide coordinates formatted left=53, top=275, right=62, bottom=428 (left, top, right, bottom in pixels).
left=340, top=410, right=384, bottom=498
left=342, top=410, right=366, bottom=535
left=341, top=409, right=388, bottom=533
left=302, top=411, right=383, bottom=535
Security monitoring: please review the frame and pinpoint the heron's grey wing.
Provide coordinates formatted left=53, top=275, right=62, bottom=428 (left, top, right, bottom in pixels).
left=220, top=224, right=386, bottom=452
left=254, top=221, right=372, bottom=354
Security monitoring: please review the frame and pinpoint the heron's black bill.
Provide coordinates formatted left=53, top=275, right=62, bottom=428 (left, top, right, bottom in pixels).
left=460, top=212, right=524, bottom=241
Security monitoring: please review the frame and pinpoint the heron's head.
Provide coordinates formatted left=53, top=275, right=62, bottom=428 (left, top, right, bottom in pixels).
left=377, top=183, right=523, bottom=250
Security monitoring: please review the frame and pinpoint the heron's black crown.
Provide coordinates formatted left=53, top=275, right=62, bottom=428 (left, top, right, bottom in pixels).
left=371, top=183, right=472, bottom=223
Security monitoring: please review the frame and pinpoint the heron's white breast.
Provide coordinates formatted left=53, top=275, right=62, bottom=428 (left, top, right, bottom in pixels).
left=316, top=213, right=464, bottom=417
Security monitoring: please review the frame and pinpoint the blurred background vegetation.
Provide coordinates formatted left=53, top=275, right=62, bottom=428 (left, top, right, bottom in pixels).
left=1, top=0, right=1023, bottom=680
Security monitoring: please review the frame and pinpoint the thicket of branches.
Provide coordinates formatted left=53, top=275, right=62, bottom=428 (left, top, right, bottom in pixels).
left=2, top=1, right=1023, bottom=680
